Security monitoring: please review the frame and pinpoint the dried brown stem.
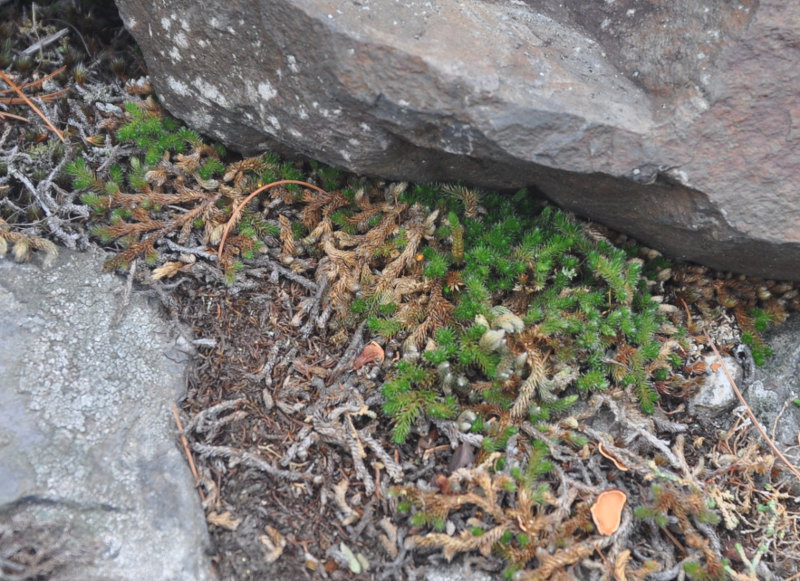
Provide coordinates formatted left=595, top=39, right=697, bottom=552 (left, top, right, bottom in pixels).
left=0, top=66, right=66, bottom=95
left=0, top=70, right=65, bottom=141
left=171, top=402, right=205, bottom=503
left=217, top=179, right=328, bottom=262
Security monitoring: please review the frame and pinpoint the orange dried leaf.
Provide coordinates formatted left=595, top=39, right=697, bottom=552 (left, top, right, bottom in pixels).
left=683, top=360, right=707, bottom=374
left=352, top=341, right=385, bottom=370
left=590, top=489, right=627, bottom=535
left=597, top=442, right=629, bottom=472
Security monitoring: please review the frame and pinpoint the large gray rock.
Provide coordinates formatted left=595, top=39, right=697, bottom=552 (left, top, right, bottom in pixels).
left=0, top=250, right=213, bottom=580
left=113, top=0, right=800, bottom=280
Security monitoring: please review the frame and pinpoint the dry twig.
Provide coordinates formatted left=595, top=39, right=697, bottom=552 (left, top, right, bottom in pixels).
left=0, top=70, right=65, bottom=142
left=171, top=402, right=205, bottom=503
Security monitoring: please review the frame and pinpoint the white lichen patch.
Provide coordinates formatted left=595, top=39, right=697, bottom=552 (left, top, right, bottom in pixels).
left=169, top=47, right=183, bottom=63
left=188, top=110, right=213, bottom=128
left=175, top=32, right=189, bottom=49
left=160, top=17, right=171, bottom=31
left=168, top=77, right=190, bottom=96
left=258, top=81, right=277, bottom=101
left=287, top=55, right=299, bottom=73
left=192, top=78, right=229, bottom=107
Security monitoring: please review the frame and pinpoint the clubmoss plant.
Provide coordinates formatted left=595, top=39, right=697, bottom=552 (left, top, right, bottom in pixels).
left=379, top=184, right=670, bottom=451
left=64, top=99, right=275, bottom=278
left=376, top=184, right=689, bottom=575
left=52, top=91, right=796, bottom=578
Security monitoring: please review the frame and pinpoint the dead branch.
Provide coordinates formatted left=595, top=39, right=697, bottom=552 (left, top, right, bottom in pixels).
left=191, top=442, right=322, bottom=484
left=0, top=70, right=65, bottom=141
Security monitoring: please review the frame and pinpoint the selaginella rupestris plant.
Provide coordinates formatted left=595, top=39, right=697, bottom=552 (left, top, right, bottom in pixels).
left=379, top=186, right=671, bottom=447
left=64, top=98, right=298, bottom=281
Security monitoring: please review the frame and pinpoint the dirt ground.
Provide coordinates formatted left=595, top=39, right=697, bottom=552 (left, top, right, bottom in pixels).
left=3, top=2, right=800, bottom=580
left=178, top=274, right=428, bottom=579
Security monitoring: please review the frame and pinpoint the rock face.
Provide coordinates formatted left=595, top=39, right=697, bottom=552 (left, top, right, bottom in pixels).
left=749, top=314, right=800, bottom=451
left=113, top=0, right=800, bottom=280
left=0, top=250, right=214, bottom=580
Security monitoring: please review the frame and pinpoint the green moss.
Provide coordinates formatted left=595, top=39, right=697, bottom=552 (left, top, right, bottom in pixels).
left=199, top=157, right=225, bottom=180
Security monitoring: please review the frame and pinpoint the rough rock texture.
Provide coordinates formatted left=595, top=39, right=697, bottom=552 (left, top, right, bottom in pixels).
left=748, top=315, right=800, bottom=451
left=113, top=0, right=800, bottom=280
left=689, top=354, right=742, bottom=420
left=0, top=250, right=214, bottom=580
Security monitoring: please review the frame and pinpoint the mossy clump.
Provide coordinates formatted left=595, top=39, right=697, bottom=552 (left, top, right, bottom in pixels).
left=64, top=99, right=295, bottom=279
left=380, top=185, right=671, bottom=448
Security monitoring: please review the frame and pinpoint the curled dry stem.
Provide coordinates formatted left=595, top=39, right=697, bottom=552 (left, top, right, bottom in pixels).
left=0, top=70, right=65, bottom=142
left=217, top=179, right=328, bottom=262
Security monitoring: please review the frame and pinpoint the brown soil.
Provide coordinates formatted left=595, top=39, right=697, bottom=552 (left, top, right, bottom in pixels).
left=177, top=275, right=415, bottom=580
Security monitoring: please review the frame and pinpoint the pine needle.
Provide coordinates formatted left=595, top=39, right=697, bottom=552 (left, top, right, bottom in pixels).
left=0, top=111, right=29, bottom=122
left=0, top=70, right=65, bottom=142
left=0, top=66, right=66, bottom=95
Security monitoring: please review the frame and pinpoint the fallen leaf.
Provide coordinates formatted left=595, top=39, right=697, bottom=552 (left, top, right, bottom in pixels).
left=152, top=261, right=187, bottom=280
left=207, top=511, right=241, bottom=531
left=447, top=443, right=475, bottom=473
left=597, top=442, right=629, bottom=472
left=339, top=542, right=362, bottom=574
left=591, top=489, right=628, bottom=535
left=260, top=526, right=286, bottom=563
left=352, top=341, right=385, bottom=370
left=305, top=555, right=319, bottom=571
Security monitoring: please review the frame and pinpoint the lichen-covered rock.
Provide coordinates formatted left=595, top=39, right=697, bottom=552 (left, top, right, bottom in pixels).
left=748, top=315, right=800, bottom=450
left=689, top=355, right=742, bottom=420
left=114, top=0, right=800, bottom=279
left=0, top=250, right=213, bottom=580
